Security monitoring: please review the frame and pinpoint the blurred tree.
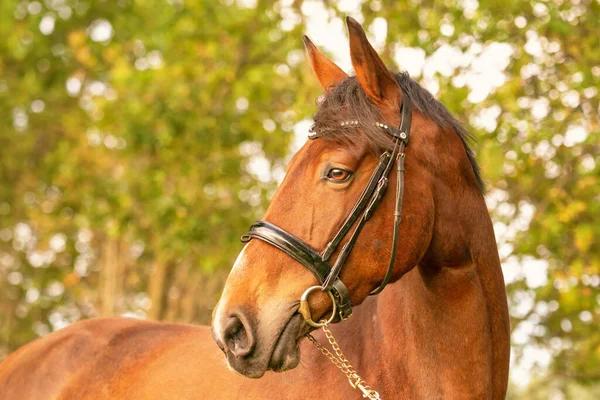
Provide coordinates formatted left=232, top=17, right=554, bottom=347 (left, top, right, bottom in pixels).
left=0, top=0, right=314, bottom=355
left=1, top=0, right=599, bottom=398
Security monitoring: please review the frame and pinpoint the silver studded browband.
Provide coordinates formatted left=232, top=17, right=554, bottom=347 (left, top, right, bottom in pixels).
left=309, top=120, right=408, bottom=141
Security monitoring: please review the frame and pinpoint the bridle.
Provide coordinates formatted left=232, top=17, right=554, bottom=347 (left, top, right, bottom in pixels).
left=241, top=95, right=412, bottom=327
left=240, top=95, right=411, bottom=398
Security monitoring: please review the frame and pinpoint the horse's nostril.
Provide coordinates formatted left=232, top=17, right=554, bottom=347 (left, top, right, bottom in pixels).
left=223, top=314, right=255, bottom=358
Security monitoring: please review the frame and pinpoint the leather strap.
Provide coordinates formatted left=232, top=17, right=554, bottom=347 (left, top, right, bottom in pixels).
left=320, top=151, right=393, bottom=262
left=242, top=221, right=330, bottom=281
left=323, top=96, right=411, bottom=293
left=370, top=96, right=411, bottom=295
left=370, top=142, right=406, bottom=295
left=241, top=221, right=353, bottom=320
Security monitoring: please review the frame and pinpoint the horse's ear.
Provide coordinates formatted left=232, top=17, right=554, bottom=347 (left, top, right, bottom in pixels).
left=346, top=17, right=401, bottom=106
left=303, top=35, right=348, bottom=92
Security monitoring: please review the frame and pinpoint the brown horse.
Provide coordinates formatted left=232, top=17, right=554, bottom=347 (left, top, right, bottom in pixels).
left=0, top=17, right=509, bottom=399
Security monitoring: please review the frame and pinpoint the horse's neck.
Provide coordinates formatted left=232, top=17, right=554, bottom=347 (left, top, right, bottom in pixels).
left=324, top=194, right=510, bottom=399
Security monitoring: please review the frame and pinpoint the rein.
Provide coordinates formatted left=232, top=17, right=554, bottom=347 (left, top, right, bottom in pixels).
left=241, top=95, right=412, bottom=399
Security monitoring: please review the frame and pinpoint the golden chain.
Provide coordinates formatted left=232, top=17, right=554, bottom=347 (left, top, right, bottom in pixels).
left=306, top=323, right=382, bottom=400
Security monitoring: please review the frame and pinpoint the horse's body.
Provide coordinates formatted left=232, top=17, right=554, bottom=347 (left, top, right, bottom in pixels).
left=1, top=17, right=509, bottom=399
left=0, top=257, right=506, bottom=400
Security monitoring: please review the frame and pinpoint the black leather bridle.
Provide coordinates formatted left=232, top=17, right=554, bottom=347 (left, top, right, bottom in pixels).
left=241, top=95, right=412, bottom=324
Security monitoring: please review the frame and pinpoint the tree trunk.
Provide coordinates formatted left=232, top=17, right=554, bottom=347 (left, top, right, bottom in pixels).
left=99, top=237, right=119, bottom=316
left=147, top=257, right=167, bottom=320
left=164, top=260, right=191, bottom=322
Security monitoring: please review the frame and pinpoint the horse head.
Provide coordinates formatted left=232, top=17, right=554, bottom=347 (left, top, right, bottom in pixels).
left=212, top=17, right=480, bottom=379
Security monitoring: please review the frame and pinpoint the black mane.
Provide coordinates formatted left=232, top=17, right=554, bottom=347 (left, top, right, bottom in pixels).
left=312, top=72, right=485, bottom=194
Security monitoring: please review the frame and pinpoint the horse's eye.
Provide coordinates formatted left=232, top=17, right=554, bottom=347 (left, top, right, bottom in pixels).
left=326, top=168, right=352, bottom=182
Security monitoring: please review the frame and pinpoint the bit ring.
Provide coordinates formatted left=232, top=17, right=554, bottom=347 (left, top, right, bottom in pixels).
left=298, top=286, right=337, bottom=328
